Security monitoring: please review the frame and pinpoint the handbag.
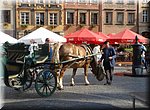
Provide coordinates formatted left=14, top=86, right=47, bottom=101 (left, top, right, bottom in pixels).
left=96, top=63, right=105, bottom=81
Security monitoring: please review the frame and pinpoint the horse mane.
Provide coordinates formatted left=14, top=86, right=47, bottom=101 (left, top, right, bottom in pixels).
left=51, top=42, right=63, bottom=63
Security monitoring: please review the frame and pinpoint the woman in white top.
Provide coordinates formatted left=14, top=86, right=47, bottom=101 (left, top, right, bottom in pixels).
left=92, top=44, right=102, bottom=64
left=28, top=39, right=39, bottom=58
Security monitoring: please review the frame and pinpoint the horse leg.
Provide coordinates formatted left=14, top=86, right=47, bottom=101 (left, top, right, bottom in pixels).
left=58, top=66, right=67, bottom=90
left=56, top=71, right=60, bottom=87
left=70, top=68, right=77, bottom=86
left=84, top=64, right=90, bottom=85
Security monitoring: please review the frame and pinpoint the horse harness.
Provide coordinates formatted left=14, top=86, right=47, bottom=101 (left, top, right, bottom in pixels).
left=81, top=44, right=92, bottom=61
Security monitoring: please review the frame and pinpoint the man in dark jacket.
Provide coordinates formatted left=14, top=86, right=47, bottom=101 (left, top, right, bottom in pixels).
left=100, top=41, right=116, bottom=85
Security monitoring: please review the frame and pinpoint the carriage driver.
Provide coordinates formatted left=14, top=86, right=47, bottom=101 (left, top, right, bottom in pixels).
left=45, top=38, right=53, bottom=61
left=99, top=41, right=116, bottom=85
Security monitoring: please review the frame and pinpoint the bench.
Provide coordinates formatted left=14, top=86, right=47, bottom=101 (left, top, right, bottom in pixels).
left=32, top=44, right=49, bottom=64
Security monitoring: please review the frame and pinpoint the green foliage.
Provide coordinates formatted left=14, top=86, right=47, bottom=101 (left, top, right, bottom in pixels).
left=125, top=48, right=133, bottom=52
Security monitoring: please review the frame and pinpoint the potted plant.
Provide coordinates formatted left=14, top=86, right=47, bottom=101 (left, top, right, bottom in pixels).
left=79, top=24, right=85, bottom=28
left=21, top=24, right=28, bottom=29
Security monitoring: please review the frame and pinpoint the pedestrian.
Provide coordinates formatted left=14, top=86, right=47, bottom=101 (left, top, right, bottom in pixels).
left=99, top=41, right=116, bottom=85
left=28, top=39, right=39, bottom=58
left=140, top=42, right=147, bottom=70
left=45, top=38, right=50, bottom=44
left=45, top=38, right=53, bottom=61
left=92, top=44, right=102, bottom=65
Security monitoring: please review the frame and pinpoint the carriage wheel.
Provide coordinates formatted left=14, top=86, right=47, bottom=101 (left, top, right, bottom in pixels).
left=146, top=64, right=150, bottom=73
left=22, top=71, right=33, bottom=91
left=35, top=69, right=57, bottom=97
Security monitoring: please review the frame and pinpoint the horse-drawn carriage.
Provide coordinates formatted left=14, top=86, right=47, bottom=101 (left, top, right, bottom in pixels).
left=2, top=42, right=105, bottom=97
left=3, top=43, right=57, bottom=97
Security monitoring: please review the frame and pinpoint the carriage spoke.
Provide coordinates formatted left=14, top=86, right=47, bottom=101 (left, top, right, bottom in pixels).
left=38, top=84, right=45, bottom=91
left=23, top=83, right=28, bottom=88
left=37, top=78, right=44, bottom=83
left=49, top=73, right=54, bottom=80
left=48, top=83, right=55, bottom=88
left=42, top=86, right=46, bottom=93
left=45, top=86, right=48, bottom=95
left=47, top=85, right=52, bottom=92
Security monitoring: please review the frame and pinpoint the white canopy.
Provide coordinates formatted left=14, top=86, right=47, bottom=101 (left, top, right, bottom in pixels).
left=0, top=31, right=18, bottom=44
left=18, top=27, right=66, bottom=44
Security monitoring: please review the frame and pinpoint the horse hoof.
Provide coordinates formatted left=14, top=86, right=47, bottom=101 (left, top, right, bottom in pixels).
left=85, top=83, right=90, bottom=86
left=70, top=83, right=75, bottom=86
left=57, top=87, right=64, bottom=90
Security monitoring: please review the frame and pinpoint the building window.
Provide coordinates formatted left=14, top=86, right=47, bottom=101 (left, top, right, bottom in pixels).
left=50, top=13, right=58, bottom=25
left=3, top=10, right=11, bottom=23
left=116, top=0, right=124, bottom=4
left=117, top=12, right=124, bottom=24
left=66, top=0, right=74, bottom=2
left=143, top=10, right=148, bottom=22
left=105, top=0, right=112, bottom=3
left=91, top=13, right=98, bottom=25
left=78, top=0, right=86, bottom=3
left=36, top=13, right=44, bottom=25
left=128, top=0, right=134, bottom=4
left=36, top=0, right=43, bottom=4
left=142, top=0, right=148, bottom=3
left=21, top=12, right=29, bottom=25
left=128, top=13, right=135, bottom=24
left=50, top=0, right=57, bottom=4
left=90, top=0, right=98, bottom=3
left=80, top=13, right=86, bottom=24
left=20, top=0, right=30, bottom=3
left=67, top=12, right=74, bottom=24
left=105, top=12, right=112, bottom=24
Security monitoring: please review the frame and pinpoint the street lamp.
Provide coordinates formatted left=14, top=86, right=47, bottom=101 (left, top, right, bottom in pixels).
left=132, top=36, right=143, bottom=75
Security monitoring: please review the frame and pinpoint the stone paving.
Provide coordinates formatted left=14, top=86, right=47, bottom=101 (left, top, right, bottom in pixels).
left=0, top=66, right=149, bottom=110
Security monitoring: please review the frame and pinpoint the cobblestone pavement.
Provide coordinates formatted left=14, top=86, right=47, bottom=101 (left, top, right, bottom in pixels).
left=0, top=66, right=149, bottom=110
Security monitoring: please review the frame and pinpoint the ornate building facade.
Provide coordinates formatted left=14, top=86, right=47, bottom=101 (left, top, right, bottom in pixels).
left=138, top=0, right=150, bottom=38
left=102, top=0, right=137, bottom=34
left=0, top=0, right=16, bottom=37
left=1, top=0, right=149, bottom=39
left=16, top=0, right=63, bottom=38
left=62, top=0, right=101, bottom=35
left=62, top=0, right=139, bottom=35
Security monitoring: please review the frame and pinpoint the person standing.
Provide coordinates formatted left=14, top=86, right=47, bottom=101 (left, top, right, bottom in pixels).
left=92, top=44, right=102, bottom=65
left=28, top=39, right=39, bottom=58
left=45, top=38, right=53, bottom=61
left=100, top=41, right=116, bottom=85
left=140, top=42, right=147, bottom=70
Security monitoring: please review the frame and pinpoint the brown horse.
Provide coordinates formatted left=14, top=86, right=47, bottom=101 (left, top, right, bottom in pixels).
left=52, top=43, right=104, bottom=90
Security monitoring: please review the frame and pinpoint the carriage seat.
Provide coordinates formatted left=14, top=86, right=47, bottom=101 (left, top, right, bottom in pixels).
left=33, top=44, right=49, bottom=64
left=6, top=43, right=29, bottom=64
left=34, top=56, right=48, bottom=64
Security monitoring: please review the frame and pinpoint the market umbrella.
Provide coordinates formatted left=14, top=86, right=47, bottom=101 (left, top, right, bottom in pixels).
left=96, top=32, right=109, bottom=39
left=18, top=27, right=66, bottom=44
left=0, top=31, right=18, bottom=45
left=108, top=29, right=148, bottom=44
left=107, top=33, right=116, bottom=38
left=64, top=28, right=106, bottom=44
